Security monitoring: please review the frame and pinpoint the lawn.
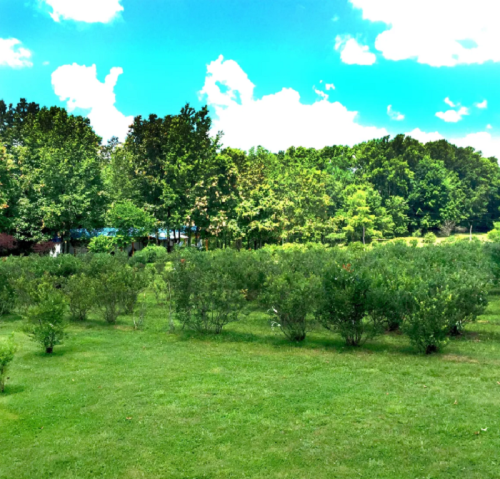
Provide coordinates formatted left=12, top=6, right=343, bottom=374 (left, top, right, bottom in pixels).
left=1, top=293, right=500, bottom=479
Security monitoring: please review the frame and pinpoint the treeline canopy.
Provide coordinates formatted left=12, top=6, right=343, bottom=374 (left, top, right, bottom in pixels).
left=1, top=98, right=500, bottom=247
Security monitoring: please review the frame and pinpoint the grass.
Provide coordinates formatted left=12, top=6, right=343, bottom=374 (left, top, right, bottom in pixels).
left=1, top=294, right=500, bottom=478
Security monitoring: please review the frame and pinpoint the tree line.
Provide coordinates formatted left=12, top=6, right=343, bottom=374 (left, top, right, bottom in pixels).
left=1, top=98, right=500, bottom=252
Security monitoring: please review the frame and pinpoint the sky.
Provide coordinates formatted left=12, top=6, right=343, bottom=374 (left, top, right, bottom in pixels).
left=1, top=0, right=500, bottom=157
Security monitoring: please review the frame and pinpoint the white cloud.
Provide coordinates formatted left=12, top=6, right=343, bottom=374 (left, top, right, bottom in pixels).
left=436, top=107, right=469, bottom=123
left=44, top=0, right=123, bottom=23
left=199, top=55, right=388, bottom=152
left=350, top=0, right=500, bottom=67
left=444, top=97, right=456, bottom=108
left=325, top=83, right=335, bottom=90
left=487, top=124, right=493, bottom=130
left=52, top=63, right=133, bottom=141
left=314, top=88, right=329, bottom=100
left=387, top=105, right=404, bottom=121
left=335, top=35, right=376, bottom=65
left=407, top=128, right=500, bottom=159
left=475, top=99, right=488, bottom=109
left=406, top=128, right=444, bottom=143
left=0, top=38, right=32, bottom=68
left=451, top=132, right=500, bottom=158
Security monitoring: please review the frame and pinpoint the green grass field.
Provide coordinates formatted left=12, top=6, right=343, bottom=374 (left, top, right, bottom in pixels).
left=1, top=292, right=500, bottom=479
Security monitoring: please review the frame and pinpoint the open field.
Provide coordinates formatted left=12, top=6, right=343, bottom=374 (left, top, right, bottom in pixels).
left=1, top=293, right=500, bottom=479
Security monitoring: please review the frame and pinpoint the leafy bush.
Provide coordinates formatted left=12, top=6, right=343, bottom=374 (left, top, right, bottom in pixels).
left=317, top=259, right=381, bottom=345
left=23, top=277, right=67, bottom=353
left=0, top=334, right=16, bottom=392
left=0, top=259, right=16, bottom=316
left=487, top=222, right=500, bottom=242
left=423, top=232, right=437, bottom=244
left=129, top=245, right=167, bottom=266
left=88, top=236, right=119, bottom=254
left=88, top=253, right=146, bottom=323
left=171, top=250, right=246, bottom=334
left=260, top=248, right=322, bottom=341
left=63, top=273, right=96, bottom=321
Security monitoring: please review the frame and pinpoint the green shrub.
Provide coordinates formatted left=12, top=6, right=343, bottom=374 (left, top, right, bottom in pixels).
left=171, top=250, right=246, bottom=334
left=63, top=273, right=96, bottom=321
left=423, top=232, right=437, bottom=244
left=402, top=288, right=451, bottom=354
left=409, top=239, right=418, bottom=248
left=487, top=222, right=500, bottom=242
left=0, top=259, right=16, bottom=316
left=129, top=245, right=167, bottom=266
left=260, top=248, right=322, bottom=342
left=88, top=236, right=118, bottom=253
left=0, top=334, right=16, bottom=392
left=317, top=259, right=381, bottom=345
left=23, top=277, right=67, bottom=354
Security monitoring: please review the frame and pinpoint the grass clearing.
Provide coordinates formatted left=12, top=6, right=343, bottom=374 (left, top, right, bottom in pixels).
left=1, top=294, right=500, bottom=478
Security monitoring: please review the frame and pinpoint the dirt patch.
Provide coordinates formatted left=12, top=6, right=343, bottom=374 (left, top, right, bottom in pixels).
left=442, top=354, right=479, bottom=364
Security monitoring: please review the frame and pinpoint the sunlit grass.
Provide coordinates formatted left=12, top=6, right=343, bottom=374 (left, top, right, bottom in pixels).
left=1, top=292, right=500, bottom=478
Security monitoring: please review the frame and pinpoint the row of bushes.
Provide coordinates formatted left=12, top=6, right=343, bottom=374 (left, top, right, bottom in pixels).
left=0, top=240, right=497, bottom=357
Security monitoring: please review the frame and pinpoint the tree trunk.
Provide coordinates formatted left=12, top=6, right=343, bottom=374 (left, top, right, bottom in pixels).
left=470, top=224, right=472, bottom=241
left=46, top=346, right=53, bottom=354
left=362, top=225, right=366, bottom=245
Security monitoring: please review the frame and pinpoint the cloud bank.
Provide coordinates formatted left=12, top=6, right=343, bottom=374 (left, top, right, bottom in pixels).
left=44, top=0, right=123, bottom=23
left=350, top=0, right=500, bottom=67
left=0, top=38, right=32, bottom=68
left=199, top=55, right=388, bottom=152
left=52, top=63, right=133, bottom=141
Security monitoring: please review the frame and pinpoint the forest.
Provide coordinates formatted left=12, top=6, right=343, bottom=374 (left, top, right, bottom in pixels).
left=1, top=98, right=500, bottom=252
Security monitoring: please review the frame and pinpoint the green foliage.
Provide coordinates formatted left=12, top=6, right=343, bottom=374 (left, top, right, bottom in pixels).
left=423, top=232, right=437, bottom=244
left=129, top=245, right=168, bottom=266
left=171, top=250, right=246, bottom=334
left=106, top=200, right=157, bottom=242
left=260, top=247, right=323, bottom=341
left=89, top=254, right=146, bottom=323
left=0, top=333, right=16, bottom=392
left=88, top=236, right=119, bottom=253
left=63, top=273, right=96, bottom=321
left=487, top=222, right=500, bottom=242
left=317, top=258, right=382, bottom=345
left=23, top=276, right=67, bottom=353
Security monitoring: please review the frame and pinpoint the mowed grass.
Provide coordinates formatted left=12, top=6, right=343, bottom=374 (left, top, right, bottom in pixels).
left=1, top=293, right=500, bottom=479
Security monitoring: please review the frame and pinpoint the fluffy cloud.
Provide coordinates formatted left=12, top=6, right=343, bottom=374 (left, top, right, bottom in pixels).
left=199, top=55, right=387, bottom=152
left=406, top=128, right=500, bottom=159
left=335, top=36, right=376, bottom=65
left=0, top=38, right=32, bottom=68
left=387, top=105, right=404, bottom=121
left=475, top=100, right=488, bottom=109
left=444, top=97, right=456, bottom=108
left=44, top=0, right=123, bottom=23
left=436, top=107, right=469, bottom=123
left=52, top=63, right=133, bottom=141
left=350, top=0, right=500, bottom=66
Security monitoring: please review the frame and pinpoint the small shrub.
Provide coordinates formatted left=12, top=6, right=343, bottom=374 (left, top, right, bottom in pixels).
left=317, top=260, right=381, bottom=346
left=411, top=229, right=422, bottom=238
left=63, top=273, right=96, bottom=321
left=0, top=334, right=16, bottom=392
left=129, top=245, right=167, bottom=266
left=487, top=222, right=500, bottom=242
left=23, top=278, right=67, bottom=353
left=409, top=239, right=418, bottom=248
left=423, top=232, right=437, bottom=244
left=88, top=236, right=118, bottom=253
left=171, top=250, right=246, bottom=334
left=402, top=289, right=450, bottom=354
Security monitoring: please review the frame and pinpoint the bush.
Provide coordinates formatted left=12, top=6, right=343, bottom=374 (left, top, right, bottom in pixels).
left=63, top=273, right=96, bottom=321
left=0, top=334, right=16, bottom=392
left=23, top=277, right=67, bottom=353
left=171, top=250, right=246, bottom=334
left=317, top=259, right=381, bottom=345
left=423, top=232, right=437, bottom=244
left=129, top=245, right=167, bottom=266
left=0, top=259, right=16, bottom=316
left=487, top=222, right=500, bottom=242
left=260, top=248, right=322, bottom=342
left=88, top=254, right=146, bottom=323
left=402, top=288, right=451, bottom=354
left=88, top=236, right=118, bottom=253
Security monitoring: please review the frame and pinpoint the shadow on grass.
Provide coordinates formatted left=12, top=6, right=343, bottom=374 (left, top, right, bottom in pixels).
left=2, top=384, right=25, bottom=395
left=172, top=328, right=413, bottom=356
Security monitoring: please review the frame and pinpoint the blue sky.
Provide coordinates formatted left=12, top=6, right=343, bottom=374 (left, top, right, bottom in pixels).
left=1, top=0, right=500, bottom=156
